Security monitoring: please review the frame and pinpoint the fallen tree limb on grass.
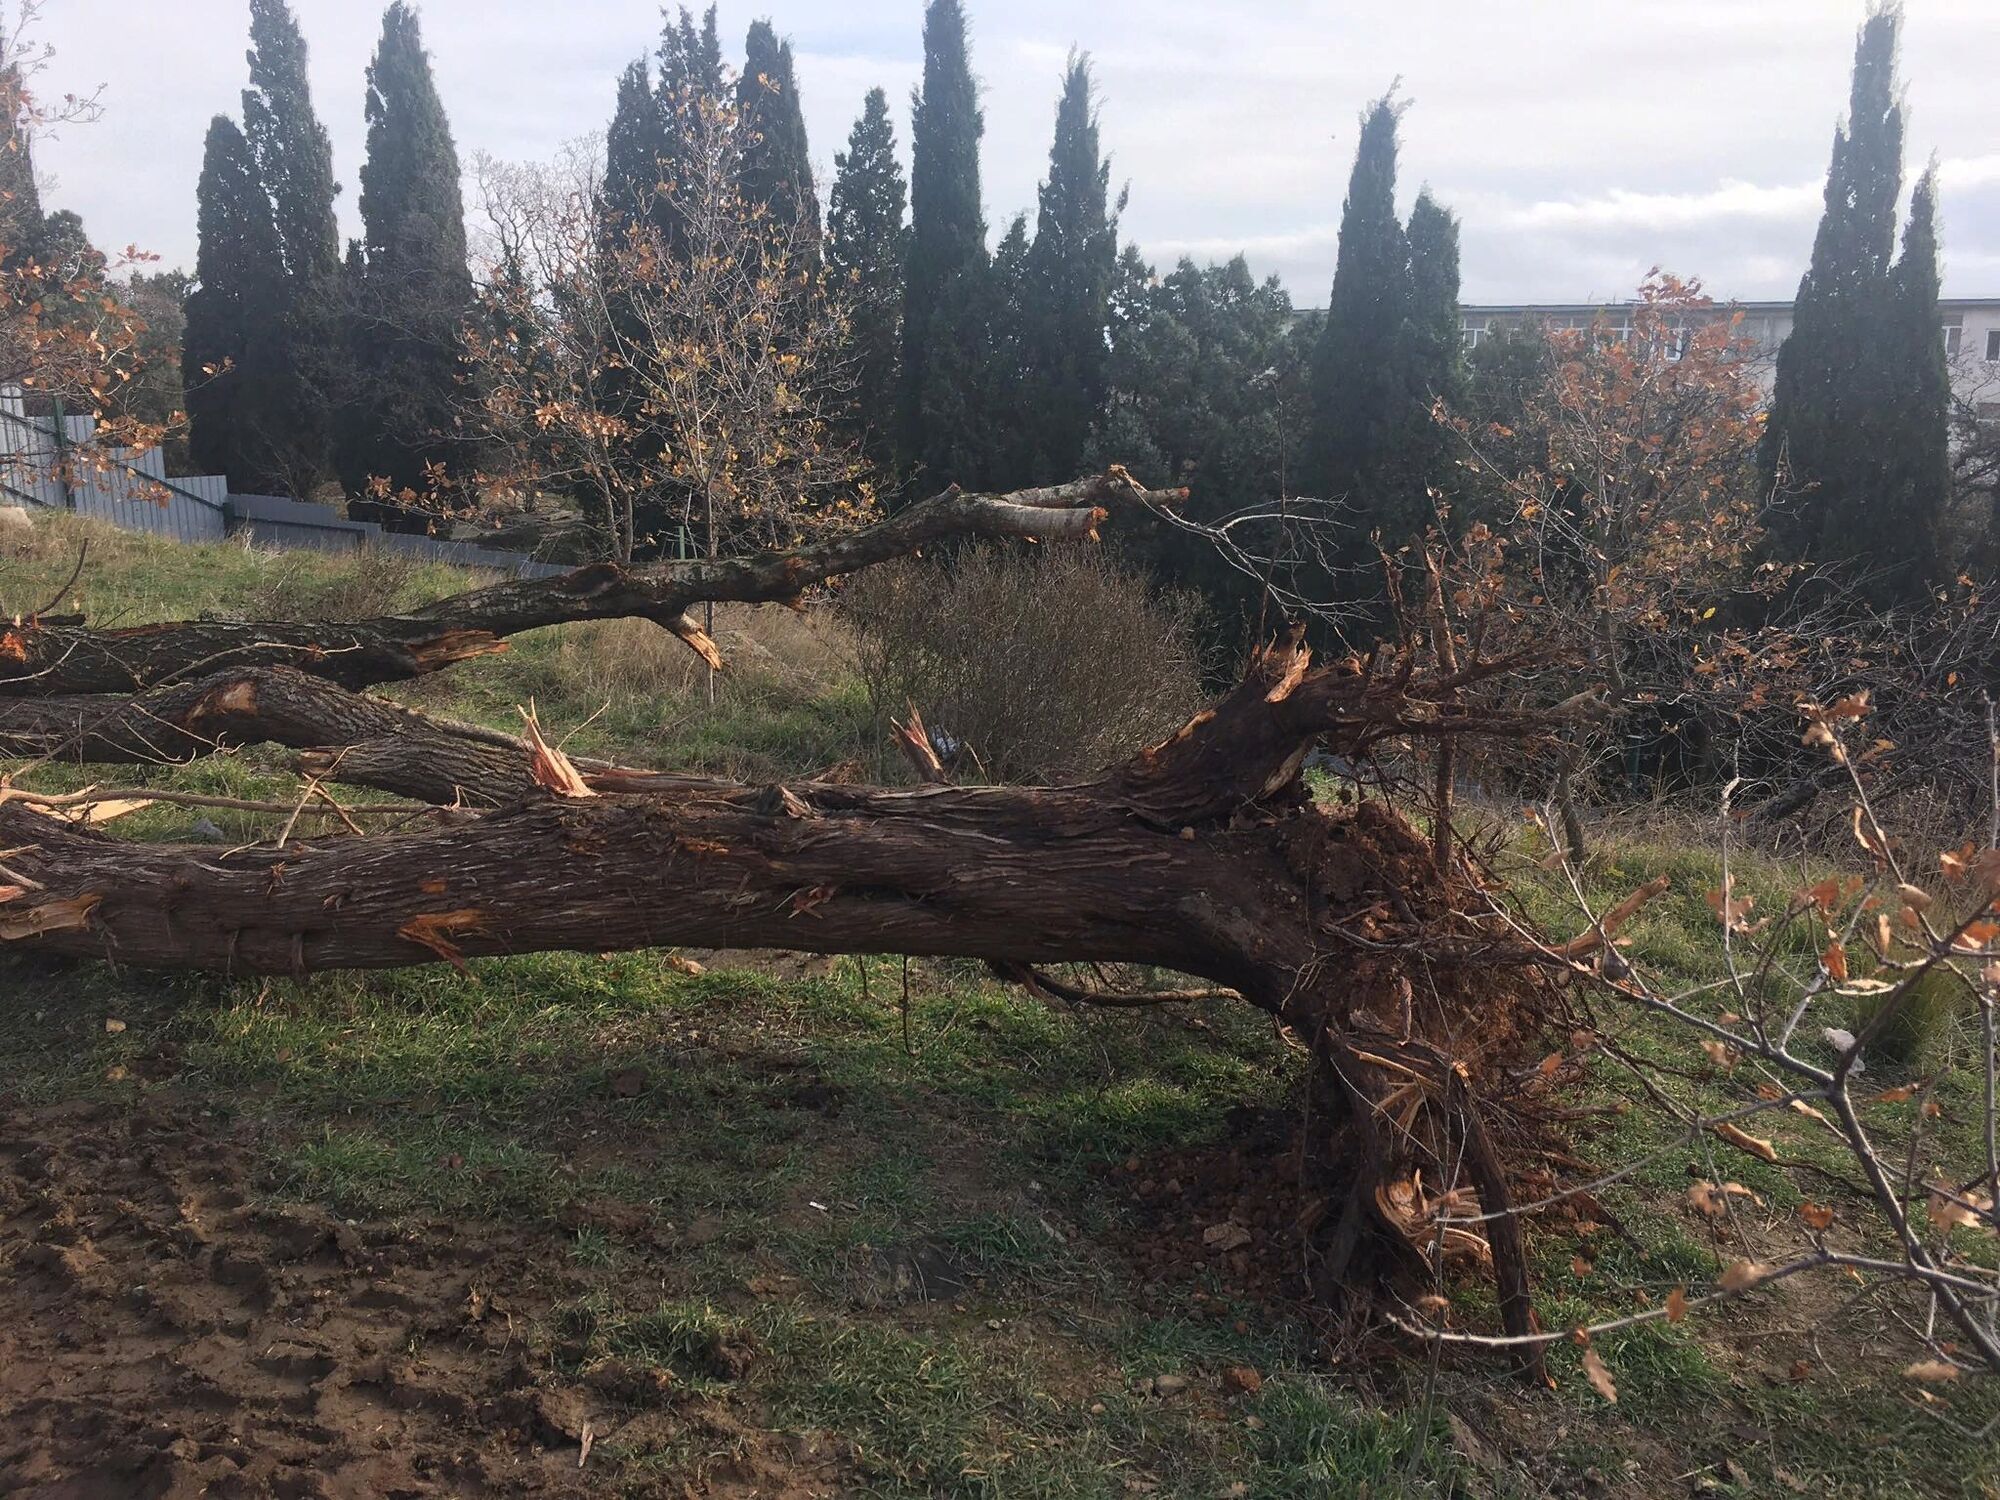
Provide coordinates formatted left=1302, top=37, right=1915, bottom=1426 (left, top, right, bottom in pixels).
left=0, top=469, right=1585, bottom=1362
left=0, top=471, right=1180, bottom=696
left=0, top=665, right=547, bottom=805
left=0, top=629, right=1559, bottom=1332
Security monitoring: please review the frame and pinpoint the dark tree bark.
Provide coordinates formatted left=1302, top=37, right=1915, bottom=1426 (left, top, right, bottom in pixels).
left=0, top=638, right=1531, bottom=979
left=0, top=666, right=542, bottom=805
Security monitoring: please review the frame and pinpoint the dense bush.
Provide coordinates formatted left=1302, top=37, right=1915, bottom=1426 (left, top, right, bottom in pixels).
left=841, top=543, right=1208, bottom=783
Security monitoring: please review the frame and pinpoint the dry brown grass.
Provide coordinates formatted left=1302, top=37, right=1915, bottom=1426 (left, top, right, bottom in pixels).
left=537, top=604, right=855, bottom=706
left=840, top=544, right=1210, bottom=783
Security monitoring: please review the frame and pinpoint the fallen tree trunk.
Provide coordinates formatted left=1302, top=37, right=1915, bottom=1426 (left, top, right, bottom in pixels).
left=0, top=472, right=1172, bottom=696
left=0, top=636, right=1554, bottom=1339
left=0, top=471, right=1561, bottom=1355
left=0, top=666, right=547, bottom=805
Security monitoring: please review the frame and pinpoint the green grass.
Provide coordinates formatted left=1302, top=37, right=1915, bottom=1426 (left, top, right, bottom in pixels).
left=3, top=515, right=1996, bottom=1497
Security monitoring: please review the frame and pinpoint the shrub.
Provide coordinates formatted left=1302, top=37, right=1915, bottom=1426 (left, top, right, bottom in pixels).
left=840, top=543, right=1208, bottom=783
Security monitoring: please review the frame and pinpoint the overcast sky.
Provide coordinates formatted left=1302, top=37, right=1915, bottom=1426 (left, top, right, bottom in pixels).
left=23, top=0, right=2000, bottom=306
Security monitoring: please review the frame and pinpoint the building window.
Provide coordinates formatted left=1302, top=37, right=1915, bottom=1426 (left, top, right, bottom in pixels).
left=1461, top=319, right=1489, bottom=350
left=1943, top=320, right=1962, bottom=356
left=1987, top=329, right=2000, bottom=363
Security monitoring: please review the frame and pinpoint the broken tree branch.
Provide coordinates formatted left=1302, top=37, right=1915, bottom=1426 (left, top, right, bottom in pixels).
left=0, top=470, right=1182, bottom=697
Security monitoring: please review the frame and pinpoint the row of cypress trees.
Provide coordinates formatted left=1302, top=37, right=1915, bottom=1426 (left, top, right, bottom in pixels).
left=185, top=0, right=468, bottom=501
left=179, top=1, right=1955, bottom=614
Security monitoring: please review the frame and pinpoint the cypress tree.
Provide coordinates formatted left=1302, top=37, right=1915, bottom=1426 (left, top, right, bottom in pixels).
left=0, top=65, right=45, bottom=260
left=1306, top=96, right=1413, bottom=527
left=737, top=20, right=820, bottom=260
left=1875, top=167, right=1949, bottom=592
left=899, top=0, right=989, bottom=487
left=827, top=87, right=908, bottom=468
left=602, top=57, right=668, bottom=236
left=986, top=212, right=1034, bottom=485
left=243, top=0, right=340, bottom=283
left=241, top=0, right=340, bottom=493
left=1401, top=187, right=1463, bottom=521
left=1020, top=53, right=1119, bottom=483
left=184, top=115, right=286, bottom=490
left=338, top=2, right=472, bottom=496
left=652, top=5, right=725, bottom=259
left=657, top=4, right=723, bottom=107
left=1760, top=4, right=1945, bottom=605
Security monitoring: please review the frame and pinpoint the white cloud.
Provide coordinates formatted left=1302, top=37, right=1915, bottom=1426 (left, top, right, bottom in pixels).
left=18, top=0, right=2000, bottom=303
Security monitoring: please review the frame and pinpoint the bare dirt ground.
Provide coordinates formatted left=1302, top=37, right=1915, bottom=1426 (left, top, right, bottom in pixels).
left=0, top=1091, right=838, bottom=1500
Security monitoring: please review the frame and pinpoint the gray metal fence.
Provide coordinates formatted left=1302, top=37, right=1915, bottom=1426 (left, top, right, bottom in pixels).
left=2, top=390, right=569, bottom=581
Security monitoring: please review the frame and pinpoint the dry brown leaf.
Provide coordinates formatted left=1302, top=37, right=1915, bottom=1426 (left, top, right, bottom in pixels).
left=1798, top=1202, right=1834, bottom=1232
left=1718, top=1260, right=1771, bottom=1292
left=1665, top=1286, right=1688, bottom=1324
left=1713, top=1121, right=1778, bottom=1163
left=1927, top=1186, right=1983, bottom=1234
left=1687, top=1181, right=1727, bottom=1219
left=1700, top=1039, right=1739, bottom=1071
left=1902, top=1359, right=1961, bottom=1383
left=1580, top=1346, right=1618, bottom=1404
left=1571, top=1256, right=1593, bottom=1277
left=1706, top=877, right=1760, bottom=933
left=1874, top=1084, right=1917, bottom=1104
left=1538, top=1051, right=1563, bottom=1078
left=1951, top=919, right=2000, bottom=953
left=1821, top=942, right=1848, bottom=982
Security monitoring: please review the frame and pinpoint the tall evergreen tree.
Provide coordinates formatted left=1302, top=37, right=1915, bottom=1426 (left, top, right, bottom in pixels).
left=1404, top=190, right=1461, bottom=408
left=826, top=87, right=908, bottom=468
left=602, top=57, right=669, bottom=236
left=736, top=20, right=819, bottom=260
left=1087, top=250, right=1309, bottom=644
left=899, top=0, right=990, bottom=487
left=184, top=115, right=285, bottom=490
left=657, top=3, right=723, bottom=108
left=1019, top=53, right=1119, bottom=483
left=652, top=5, right=726, bottom=258
left=1760, top=4, right=1945, bottom=605
left=1401, top=187, right=1463, bottom=516
left=1306, top=98, right=1412, bottom=524
left=241, top=0, right=340, bottom=493
left=0, top=65, right=45, bottom=260
left=1876, top=166, right=1949, bottom=588
left=338, top=1, right=473, bottom=496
